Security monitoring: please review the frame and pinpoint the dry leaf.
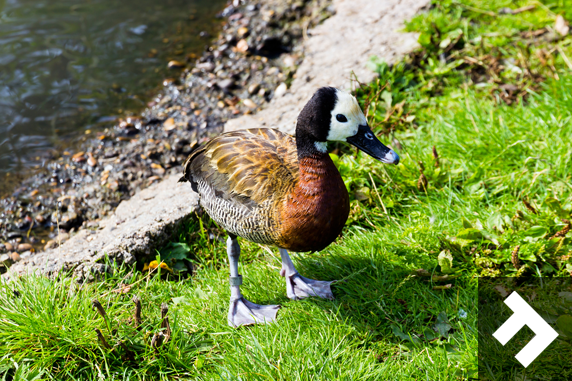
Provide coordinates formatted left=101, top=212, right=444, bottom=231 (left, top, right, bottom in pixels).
left=555, top=15, right=570, bottom=37
left=113, top=283, right=132, bottom=294
left=494, top=284, right=509, bottom=298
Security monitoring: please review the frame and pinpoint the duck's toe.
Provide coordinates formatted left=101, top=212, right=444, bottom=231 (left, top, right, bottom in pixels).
left=228, top=297, right=280, bottom=328
left=285, top=273, right=334, bottom=300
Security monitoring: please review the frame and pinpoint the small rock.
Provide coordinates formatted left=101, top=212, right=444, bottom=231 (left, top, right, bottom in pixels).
left=267, top=67, right=279, bottom=75
left=199, top=31, right=210, bottom=38
left=217, top=78, right=235, bottom=90
left=236, top=39, right=249, bottom=52
left=274, top=83, right=287, bottom=98
left=10, top=252, right=21, bottom=262
left=4, top=242, right=13, bottom=252
left=282, top=54, right=297, bottom=68
left=72, top=152, right=86, bottom=163
left=36, top=214, right=46, bottom=224
left=248, top=83, right=260, bottom=94
left=243, top=99, right=257, bottom=109
left=196, top=62, right=215, bottom=72
left=87, top=153, right=98, bottom=167
left=228, top=12, right=243, bottom=21
left=163, top=118, right=176, bottom=131
left=237, top=27, right=249, bottom=37
left=167, top=60, right=185, bottom=69
left=56, top=232, right=70, bottom=243
left=0, top=254, right=13, bottom=268
left=44, top=240, right=58, bottom=250
left=17, top=243, right=32, bottom=252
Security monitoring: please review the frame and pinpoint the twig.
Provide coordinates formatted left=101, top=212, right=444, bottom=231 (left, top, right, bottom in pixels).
left=557, top=46, right=572, bottom=71
left=92, top=299, right=106, bottom=318
left=133, top=296, right=142, bottom=330
left=522, top=197, right=537, bottom=214
left=120, top=341, right=135, bottom=361
left=452, top=1, right=496, bottom=17
left=511, top=245, right=521, bottom=270
left=95, top=328, right=112, bottom=350
left=150, top=332, right=164, bottom=354
left=161, top=303, right=172, bottom=344
left=432, top=146, right=440, bottom=168
left=368, top=173, right=388, bottom=217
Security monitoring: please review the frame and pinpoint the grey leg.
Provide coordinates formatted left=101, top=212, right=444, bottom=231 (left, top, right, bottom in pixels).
left=227, top=236, right=280, bottom=327
left=279, top=248, right=334, bottom=300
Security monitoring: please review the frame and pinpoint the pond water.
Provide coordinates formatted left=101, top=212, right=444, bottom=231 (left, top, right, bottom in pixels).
left=0, top=0, right=225, bottom=190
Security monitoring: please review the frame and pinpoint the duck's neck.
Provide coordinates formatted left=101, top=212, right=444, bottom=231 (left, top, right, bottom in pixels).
left=295, top=129, right=328, bottom=161
left=294, top=128, right=342, bottom=197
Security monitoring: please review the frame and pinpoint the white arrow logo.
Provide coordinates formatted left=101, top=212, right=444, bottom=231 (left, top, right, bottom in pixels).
left=493, top=291, right=558, bottom=367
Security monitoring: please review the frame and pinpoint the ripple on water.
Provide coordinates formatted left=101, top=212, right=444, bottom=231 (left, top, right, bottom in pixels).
left=0, top=0, right=226, bottom=193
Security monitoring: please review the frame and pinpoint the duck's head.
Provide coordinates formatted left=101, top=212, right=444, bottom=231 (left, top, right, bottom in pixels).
left=296, top=87, right=399, bottom=165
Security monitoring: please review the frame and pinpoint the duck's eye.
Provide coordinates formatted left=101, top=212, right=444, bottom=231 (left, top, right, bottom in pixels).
left=336, top=114, right=348, bottom=123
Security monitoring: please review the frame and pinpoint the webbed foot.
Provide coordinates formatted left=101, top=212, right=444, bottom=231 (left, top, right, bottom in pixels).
left=281, top=270, right=334, bottom=300
left=228, top=297, right=280, bottom=327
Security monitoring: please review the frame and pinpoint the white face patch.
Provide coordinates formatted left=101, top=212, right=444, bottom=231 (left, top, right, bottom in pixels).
left=326, top=89, right=368, bottom=142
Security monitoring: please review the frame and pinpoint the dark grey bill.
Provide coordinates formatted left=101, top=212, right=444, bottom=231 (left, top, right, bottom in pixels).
left=346, top=125, right=400, bottom=164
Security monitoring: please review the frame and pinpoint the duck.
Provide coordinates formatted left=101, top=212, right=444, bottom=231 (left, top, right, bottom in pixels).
left=180, top=87, right=399, bottom=327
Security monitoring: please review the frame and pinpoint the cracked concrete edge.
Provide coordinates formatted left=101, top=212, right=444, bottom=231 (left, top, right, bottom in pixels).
left=5, top=0, right=429, bottom=279
left=6, top=174, right=198, bottom=280
left=225, top=0, right=430, bottom=135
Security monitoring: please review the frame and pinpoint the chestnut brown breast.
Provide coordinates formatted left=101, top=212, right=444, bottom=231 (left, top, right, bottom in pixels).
left=277, top=154, right=349, bottom=252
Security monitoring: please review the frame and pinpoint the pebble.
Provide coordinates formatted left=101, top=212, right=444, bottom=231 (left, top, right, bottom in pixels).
left=237, top=27, right=249, bottom=37
left=275, top=83, right=287, bottom=98
left=236, top=39, right=249, bottom=52
left=0, top=254, right=13, bottom=268
left=248, top=83, right=260, bottom=94
left=217, top=78, right=234, bottom=90
left=163, top=118, right=177, bottom=131
left=196, top=62, right=215, bottom=72
left=87, top=152, right=98, bottom=167
left=10, top=252, right=21, bottom=262
left=72, top=152, right=86, bottom=163
left=243, top=99, right=257, bottom=109
left=56, top=232, right=70, bottom=243
left=167, top=60, right=185, bottom=69
left=44, top=240, right=58, bottom=250
left=17, top=243, right=32, bottom=252
left=4, top=243, right=13, bottom=252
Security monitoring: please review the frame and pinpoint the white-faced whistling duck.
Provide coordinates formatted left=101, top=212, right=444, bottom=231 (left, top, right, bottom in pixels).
left=180, top=87, right=400, bottom=327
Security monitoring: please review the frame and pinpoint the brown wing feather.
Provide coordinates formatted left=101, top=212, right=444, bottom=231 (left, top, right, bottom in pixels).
left=183, top=128, right=298, bottom=208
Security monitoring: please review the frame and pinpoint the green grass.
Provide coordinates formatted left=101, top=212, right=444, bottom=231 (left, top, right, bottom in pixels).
left=2, top=0, right=572, bottom=379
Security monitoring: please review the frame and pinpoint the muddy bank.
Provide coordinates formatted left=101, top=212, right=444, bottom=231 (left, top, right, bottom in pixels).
left=0, top=0, right=333, bottom=271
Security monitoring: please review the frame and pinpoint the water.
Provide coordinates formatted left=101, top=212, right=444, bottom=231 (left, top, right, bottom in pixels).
left=0, top=0, right=225, bottom=191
